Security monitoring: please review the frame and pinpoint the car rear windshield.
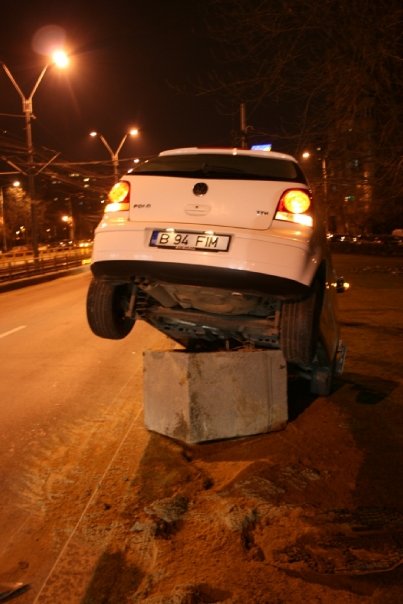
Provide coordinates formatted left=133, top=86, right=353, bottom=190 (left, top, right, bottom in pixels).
left=132, top=153, right=306, bottom=183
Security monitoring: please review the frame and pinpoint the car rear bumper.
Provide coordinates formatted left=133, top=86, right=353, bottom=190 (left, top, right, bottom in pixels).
left=91, top=259, right=310, bottom=297
left=90, top=221, right=321, bottom=296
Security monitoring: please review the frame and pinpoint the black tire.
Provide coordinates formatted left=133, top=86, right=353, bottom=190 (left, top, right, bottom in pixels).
left=310, top=363, right=335, bottom=396
left=86, top=278, right=135, bottom=339
left=280, top=280, right=322, bottom=366
left=309, top=338, right=341, bottom=396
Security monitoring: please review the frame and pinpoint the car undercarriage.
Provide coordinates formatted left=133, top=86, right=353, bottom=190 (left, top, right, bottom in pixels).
left=87, top=272, right=322, bottom=367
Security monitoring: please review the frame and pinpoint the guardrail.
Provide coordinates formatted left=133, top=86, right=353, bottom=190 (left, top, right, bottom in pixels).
left=0, top=247, right=92, bottom=283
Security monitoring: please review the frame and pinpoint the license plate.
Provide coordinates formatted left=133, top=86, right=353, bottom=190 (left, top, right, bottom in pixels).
left=150, top=230, right=231, bottom=251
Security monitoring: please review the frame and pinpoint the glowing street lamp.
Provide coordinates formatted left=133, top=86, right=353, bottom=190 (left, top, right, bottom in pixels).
left=1, top=50, right=69, bottom=257
left=90, top=128, right=139, bottom=183
left=302, top=150, right=328, bottom=196
left=61, top=213, right=74, bottom=241
left=52, top=50, right=69, bottom=69
left=302, top=149, right=328, bottom=227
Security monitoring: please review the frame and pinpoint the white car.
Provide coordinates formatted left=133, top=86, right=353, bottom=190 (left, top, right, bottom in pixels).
left=87, top=147, right=346, bottom=394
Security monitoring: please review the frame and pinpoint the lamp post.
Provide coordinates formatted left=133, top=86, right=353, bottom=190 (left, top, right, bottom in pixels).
left=61, top=214, right=74, bottom=242
left=0, top=187, right=7, bottom=252
left=302, top=150, right=328, bottom=229
left=90, top=129, right=139, bottom=183
left=1, top=51, right=69, bottom=257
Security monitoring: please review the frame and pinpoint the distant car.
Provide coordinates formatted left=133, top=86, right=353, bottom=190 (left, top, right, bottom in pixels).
left=87, top=147, right=347, bottom=395
left=53, top=239, right=74, bottom=249
left=77, top=239, right=93, bottom=248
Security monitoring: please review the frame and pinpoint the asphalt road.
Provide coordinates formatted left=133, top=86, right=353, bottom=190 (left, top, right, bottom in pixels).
left=0, top=255, right=402, bottom=603
left=0, top=268, right=176, bottom=602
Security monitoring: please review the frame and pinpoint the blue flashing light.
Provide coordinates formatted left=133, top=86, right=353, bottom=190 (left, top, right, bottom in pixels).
left=251, top=144, right=272, bottom=151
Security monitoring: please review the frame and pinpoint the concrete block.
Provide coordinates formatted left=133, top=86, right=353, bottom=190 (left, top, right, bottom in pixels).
left=143, top=349, right=288, bottom=444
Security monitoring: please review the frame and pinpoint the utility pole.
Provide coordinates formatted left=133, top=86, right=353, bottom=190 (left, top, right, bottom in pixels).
left=90, top=129, right=139, bottom=183
left=240, top=103, right=248, bottom=149
left=2, top=52, right=69, bottom=257
left=0, top=188, right=7, bottom=252
left=321, top=156, right=329, bottom=231
left=2, top=63, right=48, bottom=257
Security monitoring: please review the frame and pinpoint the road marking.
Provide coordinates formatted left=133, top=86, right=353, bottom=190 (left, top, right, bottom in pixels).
left=33, top=374, right=143, bottom=603
left=0, top=325, right=27, bottom=339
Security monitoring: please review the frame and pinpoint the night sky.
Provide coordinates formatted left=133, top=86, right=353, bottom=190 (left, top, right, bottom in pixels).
left=1, top=0, right=247, bottom=164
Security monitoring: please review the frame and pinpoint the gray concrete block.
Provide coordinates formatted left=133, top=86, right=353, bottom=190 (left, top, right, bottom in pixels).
left=143, top=349, right=288, bottom=444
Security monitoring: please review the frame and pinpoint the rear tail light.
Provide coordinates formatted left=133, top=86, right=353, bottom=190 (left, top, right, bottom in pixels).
left=274, top=189, right=313, bottom=227
left=104, top=181, right=130, bottom=212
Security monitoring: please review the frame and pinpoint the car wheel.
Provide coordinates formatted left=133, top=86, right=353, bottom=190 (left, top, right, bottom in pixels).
left=310, top=339, right=346, bottom=396
left=310, top=362, right=335, bottom=396
left=280, top=280, right=322, bottom=366
left=86, top=278, right=135, bottom=339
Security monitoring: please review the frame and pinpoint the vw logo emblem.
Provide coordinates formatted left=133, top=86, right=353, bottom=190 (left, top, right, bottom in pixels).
left=193, top=182, right=208, bottom=196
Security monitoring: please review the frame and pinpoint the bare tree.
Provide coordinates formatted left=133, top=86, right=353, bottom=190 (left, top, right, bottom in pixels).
left=2, top=183, right=30, bottom=246
left=204, top=0, right=403, bottom=232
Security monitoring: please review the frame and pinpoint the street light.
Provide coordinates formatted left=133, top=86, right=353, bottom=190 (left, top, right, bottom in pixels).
left=61, top=214, right=74, bottom=242
left=90, top=128, right=139, bottom=183
left=1, top=50, right=69, bottom=257
left=302, top=149, right=328, bottom=228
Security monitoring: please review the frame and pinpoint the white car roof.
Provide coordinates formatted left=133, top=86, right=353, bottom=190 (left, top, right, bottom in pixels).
left=159, top=147, right=298, bottom=163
